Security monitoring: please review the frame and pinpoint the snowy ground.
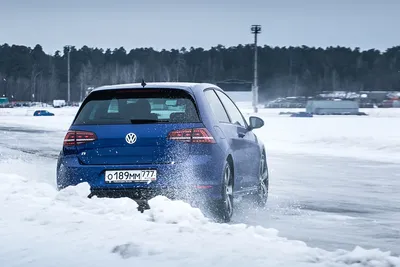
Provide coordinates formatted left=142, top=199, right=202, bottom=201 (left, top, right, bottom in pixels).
left=1, top=106, right=400, bottom=267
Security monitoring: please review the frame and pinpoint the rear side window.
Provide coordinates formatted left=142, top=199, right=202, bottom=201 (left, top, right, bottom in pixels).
left=215, top=90, right=247, bottom=127
left=204, top=90, right=230, bottom=123
left=74, top=89, right=200, bottom=125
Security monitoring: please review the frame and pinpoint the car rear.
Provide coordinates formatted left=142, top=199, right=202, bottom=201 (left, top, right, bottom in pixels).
left=56, top=86, right=226, bottom=202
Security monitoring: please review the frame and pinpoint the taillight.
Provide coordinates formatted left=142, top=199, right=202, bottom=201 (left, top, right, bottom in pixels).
left=63, top=130, right=97, bottom=146
left=168, top=128, right=215, bottom=144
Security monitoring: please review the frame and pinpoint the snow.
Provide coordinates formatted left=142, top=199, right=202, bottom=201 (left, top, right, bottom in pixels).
left=1, top=105, right=400, bottom=266
left=1, top=175, right=399, bottom=267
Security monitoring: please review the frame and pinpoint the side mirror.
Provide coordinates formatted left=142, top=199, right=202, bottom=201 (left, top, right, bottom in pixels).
left=248, top=116, right=264, bottom=130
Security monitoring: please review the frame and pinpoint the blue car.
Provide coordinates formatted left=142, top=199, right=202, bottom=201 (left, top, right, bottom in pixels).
left=56, top=82, right=269, bottom=222
left=33, top=110, right=55, bottom=116
left=290, top=112, right=313, bottom=117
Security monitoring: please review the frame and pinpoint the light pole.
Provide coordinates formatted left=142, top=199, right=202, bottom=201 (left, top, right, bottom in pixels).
left=251, top=24, right=261, bottom=113
left=66, top=45, right=71, bottom=103
left=32, top=71, right=42, bottom=102
left=2, top=78, right=6, bottom=97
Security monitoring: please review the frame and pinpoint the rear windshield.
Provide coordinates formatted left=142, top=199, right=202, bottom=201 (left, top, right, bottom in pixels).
left=74, top=89, right=201, bottom=125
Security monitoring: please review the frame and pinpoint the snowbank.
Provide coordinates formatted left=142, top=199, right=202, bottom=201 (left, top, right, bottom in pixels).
left=0, top=173, right=399, bottom=267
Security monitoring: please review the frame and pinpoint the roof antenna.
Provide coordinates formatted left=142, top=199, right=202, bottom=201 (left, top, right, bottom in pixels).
left=141, top=79, right=146, bottom=88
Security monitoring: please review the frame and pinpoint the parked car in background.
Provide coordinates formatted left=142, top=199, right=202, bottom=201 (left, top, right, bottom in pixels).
left=33, top=110, right=55, bottom=116
left=290, top=112, right=313, bottom=117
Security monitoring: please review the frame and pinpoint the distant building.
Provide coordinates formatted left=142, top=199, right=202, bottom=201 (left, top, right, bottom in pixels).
left=216, top=79, right=253, bottom=103
left=306, top=100, right=359, bottom=115
left=225, top=91, right=253, bottom=103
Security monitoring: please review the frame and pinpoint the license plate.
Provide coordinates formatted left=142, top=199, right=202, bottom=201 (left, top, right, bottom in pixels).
left=105, top=170, right=157, bottom=183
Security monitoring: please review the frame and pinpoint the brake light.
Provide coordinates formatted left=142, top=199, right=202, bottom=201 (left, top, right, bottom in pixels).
left=168, top=128, right=215, bottom=144
left=63, top=130, right=97, bottom=146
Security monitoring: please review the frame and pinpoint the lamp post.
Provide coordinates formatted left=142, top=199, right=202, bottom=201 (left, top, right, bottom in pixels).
left=2, top=78, right=6, bottom=97
left=66, top=45, right=71, bottom=103
left=251, top=24, right=261, bottom=113
left=32, top=71, right=42, bottom=102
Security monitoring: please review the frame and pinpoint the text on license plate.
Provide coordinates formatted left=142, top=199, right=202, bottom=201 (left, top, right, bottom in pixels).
left=105, top=170, right=157, bottom=183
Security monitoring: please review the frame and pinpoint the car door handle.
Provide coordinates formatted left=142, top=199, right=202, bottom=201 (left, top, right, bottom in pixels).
left=238, top=132, right=246, bottom=138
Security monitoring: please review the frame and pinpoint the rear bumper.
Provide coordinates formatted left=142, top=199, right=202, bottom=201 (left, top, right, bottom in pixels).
left=56, top=153, right=225, bottom=201
left=88, top=187, right=220, bottom=203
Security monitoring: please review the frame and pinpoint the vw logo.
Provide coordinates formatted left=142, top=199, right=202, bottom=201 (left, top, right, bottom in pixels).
left=125, top=133, right=137, bottom=144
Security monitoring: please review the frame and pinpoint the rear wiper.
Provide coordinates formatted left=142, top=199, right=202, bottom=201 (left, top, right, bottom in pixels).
left=130, top=119, right=168, bottom=124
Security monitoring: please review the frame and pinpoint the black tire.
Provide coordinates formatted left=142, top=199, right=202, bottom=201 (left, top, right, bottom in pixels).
left=252, top=151, right=269, bottom=207
left=211, top=162, right=234, bottom=223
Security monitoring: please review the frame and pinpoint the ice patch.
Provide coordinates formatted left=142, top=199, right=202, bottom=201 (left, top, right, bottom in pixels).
left=318, top=247, right=399, bottom=267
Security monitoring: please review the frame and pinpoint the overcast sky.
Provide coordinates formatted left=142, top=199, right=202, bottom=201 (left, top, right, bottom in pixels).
left=0, top=0, right=399, bottom=54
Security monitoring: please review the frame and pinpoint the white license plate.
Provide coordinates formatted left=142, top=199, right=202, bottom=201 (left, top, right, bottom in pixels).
left=105, top=170, right=157, bottom=183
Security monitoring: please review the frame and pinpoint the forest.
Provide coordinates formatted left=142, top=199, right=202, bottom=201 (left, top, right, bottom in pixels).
left=1, top=43, right=400, bottom=102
